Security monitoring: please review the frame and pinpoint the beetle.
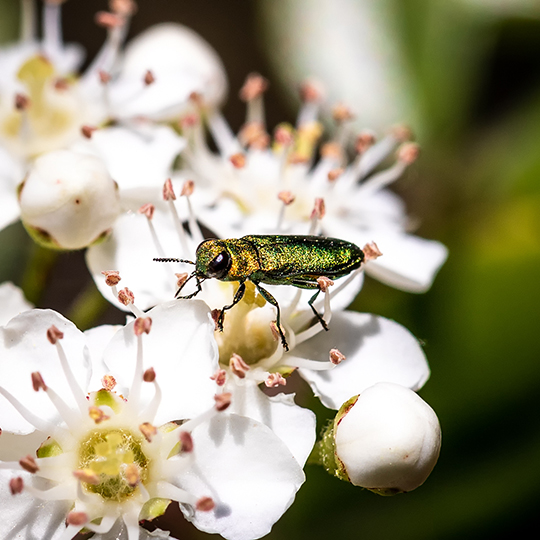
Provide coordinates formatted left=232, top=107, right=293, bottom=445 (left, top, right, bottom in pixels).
left=155, top=235, right=365, bottom=351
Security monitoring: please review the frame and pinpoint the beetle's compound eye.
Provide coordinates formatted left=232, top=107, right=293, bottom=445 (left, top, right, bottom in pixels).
left=207, top=251, right=231, bottom=279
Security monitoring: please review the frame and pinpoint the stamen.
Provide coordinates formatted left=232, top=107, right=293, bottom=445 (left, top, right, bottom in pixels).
left=229, top=153, right=246, bottom=169
left=43, top=0, right=63, bottom=59
left=116, top=287, right=145, bottom=318
left=66, top=511, right=89, bottom=526
left=124, top=463, right=140, bottom=486
left=397, top=142, right=420, bottom=165
left=15, top=93, right=30, bottom=111
left=134, top=317, right=152, bottom=336
left=355, top=131, right=376, bottom=154
left=265, top=373, right=286, bottom=388
left=214, top=392, right=232, bottom=412
left=102, top=374, right=117, bottom=390
left=294, top=287, right=332, bottom=345
left=128, top=328, right=146, bottom=411
left=110, top=0, right=138, bottom=17
left=89, top=405, right=110, bottom=424
left=19, top=455, right=39, bottom=474
left=196, top=496, right=216, bottom=512
left=20, top=0, right=36, bottom=42
left=163, top=179, right=190, bottom=254
left=83, top=514, right=117, bottom=534
left=309, top=198, right=325, bottom=235
left=143, top=70, right=155, bottom=86
left=181, top=180, right=204, bottom=245
left=363, top=241, right=383, bottom=261
left=74, top=468, right=100, bottom=485
left=81, top=125, right=98, bottom=139
left=101, top=270, right=121, bottom=287
left=210, top=369, right=227, bottom=386
left=229, top=353, right=250, bottom=379
left=140, top=368, right=162, bottom=423
left=329, top=348, right=346, bottom=365
left=317, top=276, right=334, bottom=293
left=276, top=190, right=296, bottom=231
left=297, top=78, right=324, bottom=127
left=9, top=476, right=24, bottom=495
left=240, top=73, right=268, bottom=126
left=32, top=371, right=47, bottom=391
left=143, top=367, right=156, bottom=382
left=179, top=431, right=194, bottom=453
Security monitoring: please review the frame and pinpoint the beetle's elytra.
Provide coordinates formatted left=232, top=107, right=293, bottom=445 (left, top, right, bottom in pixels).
left=155, top=235, right=365, bottom=351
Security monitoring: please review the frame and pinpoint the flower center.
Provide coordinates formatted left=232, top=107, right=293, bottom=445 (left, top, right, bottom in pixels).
left=216, top=282, right=279, bottom=366
left=78, top=428, right=149, bottom=502
left=0, top=55, right=84, bottom=157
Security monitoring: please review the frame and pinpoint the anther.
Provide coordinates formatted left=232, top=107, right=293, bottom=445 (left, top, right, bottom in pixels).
left=89, top=405, right=110, bottom=424
left=99, top=70, right=112, bottom=84
left=327, top=168, right=345, bottom=183
left=19, top=455, right=39, bottom=474
left=181, top=113, right=199, bottom=128
left=179, top=431, right=194, bottom=453
left=118, top=287, right=135, bottom=307
left=110, top=0, right=138, bottom=16
left=139, top=422, right=157, bottom=442
left=47, top=325, right=64, bottom=344
left=239, top=121, right=266, bottom=147
left=274, top=124, right=294, bottom=146
left=144, top=70, right=155, bottom=86
left=317, top=276, right=334, bottom=292
left=134, top=316, right=152, bottom=336
left=102, top=374, right=117, bottom=390
left=329, top=348, right=346, bottom=365
left=138, top=203, right=155, bottom=219
left=101, top=270, right=121, bottom=287
left=9, top=477, right=24, bottom=495
left=299, top=79, right=324, bottom=103
left=229, top=153, right=246, bottom=169
left=239, top=73, right=268, bottom=102
left=162, top=178, right=176, bottom=201
left=397, top=142, right=420, bottom=165
left=310, top=198, right=326, bottom=220
left=210, top=369, right=227, bottom=386
left=362, top=241, right=383, bottom=261
left=175, top=273, right=189, bottom=289
left=320, top=142, right=343, bottom=160
left=355, top=131, right=376, bottom=154
left=73, top=469, right=100, bottom=485
left=265, top=373, right=287, bottom=388
left=143, top=367, right=156, bottom=383
left=229, top=353, right=250, bottom=379
left=332, top=103, right=354, bottom=123
left=95, top=11, right=124, bottom=29
left=15, top=93, right=30, bottom=111
left=124, top=463, right=140, bottom=486
left=66, top=511, right=89, bottom=527
left=32, top=372, right=47, bottom=392
left=210, top=309, right=222, bottom=331
left=81, top=125, right=98, bottom=139
left=54, top=78, right=70, bottom=91
left=391, top=124, right=413, bottom=142
left=278, top=191, right=295, bottom=206
left=214, top=392, right=232, bottom=412
left=180, top=180, right=194, bottom=197
left=196, top=496, right=216, bottom=512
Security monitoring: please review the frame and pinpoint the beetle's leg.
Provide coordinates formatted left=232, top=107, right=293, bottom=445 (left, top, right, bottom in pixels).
left=217, top=281, right=246, bottom=332
left=288, top=278, right=329, bottom=332
left=254, top=284, right=289, bottom=351
left=175, top=272, right=202, bottom=299
left=307, top=289, right=329, bottom=331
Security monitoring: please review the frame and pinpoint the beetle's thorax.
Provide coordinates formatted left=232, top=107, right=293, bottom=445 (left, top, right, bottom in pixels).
left=220, top=238, right=260, bottom=282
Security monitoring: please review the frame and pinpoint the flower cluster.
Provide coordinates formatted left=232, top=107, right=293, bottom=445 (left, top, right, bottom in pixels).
left=0, top=2, right=444, bottom=539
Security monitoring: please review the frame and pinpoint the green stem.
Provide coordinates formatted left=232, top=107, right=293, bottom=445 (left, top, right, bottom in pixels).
left=21, top=243, right=58, bottom=304
left=67, top=281, right=111, bottom=330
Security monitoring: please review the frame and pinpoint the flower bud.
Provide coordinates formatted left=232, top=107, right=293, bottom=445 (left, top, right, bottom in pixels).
left=18, top=150, right=121, bottom=250
left=333, top=383, right=441, bottom=494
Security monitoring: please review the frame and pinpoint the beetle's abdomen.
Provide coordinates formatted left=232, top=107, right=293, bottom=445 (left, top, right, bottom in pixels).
left=244, top=235, right=364, bottom=283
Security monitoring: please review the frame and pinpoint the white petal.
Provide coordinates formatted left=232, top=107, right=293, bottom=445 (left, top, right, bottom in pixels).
left=84, top=324, right=122, bottom=389
left=0, top=282, right=32, bottom=326
left=0, top=310, right=91, bottom=433
left=0, top=469, right=70, bottom=539
left=365, top=231, right=448, bottom=292
left=0, top=147, right=23, bottom=231
left=228, top=384, right=316, bottom=467
left=85, top=207, right=192, bottom=311
left=179, top=414, right=304, bottom=540
left=72, top=125, right=185, bottom=191
left=296, top=311, right=430, bottom=409
left=102, top=300, right=218, bottom=422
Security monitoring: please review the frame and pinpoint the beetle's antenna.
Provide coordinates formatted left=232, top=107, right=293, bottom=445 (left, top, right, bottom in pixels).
left=153, top=257, right=195, bottom=265
left=175, top=271, right=205, bottom=299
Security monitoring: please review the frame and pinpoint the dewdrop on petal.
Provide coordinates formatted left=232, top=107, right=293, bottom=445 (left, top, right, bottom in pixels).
left=18, top=149, right=121, bottom=250
left=333, top=383, right=441, bottom=494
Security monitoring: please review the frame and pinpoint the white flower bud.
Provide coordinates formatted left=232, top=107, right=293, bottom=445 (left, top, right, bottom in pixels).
left=334, top=383, right=441, bottom=494
left=19, top=149, right=120, bottom=250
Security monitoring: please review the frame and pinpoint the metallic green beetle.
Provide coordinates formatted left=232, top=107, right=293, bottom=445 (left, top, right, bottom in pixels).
left=155, top=235, right=365, bottom=351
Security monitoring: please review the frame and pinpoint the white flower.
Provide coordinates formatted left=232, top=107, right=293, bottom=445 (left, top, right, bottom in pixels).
left=182, top=75, right=447, bottom=293
left=18, top=149, right=121, bottom=250
left=0, top=281, right=32, bottom=326
left=0, top=301, right=306, bottom=540
left=0, top=0, right=227, bottom=160
left=331, top=382, right=441, bottom=494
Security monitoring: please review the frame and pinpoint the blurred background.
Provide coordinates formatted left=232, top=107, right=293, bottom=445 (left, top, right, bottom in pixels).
left=1, top=1, right=539, bottom=539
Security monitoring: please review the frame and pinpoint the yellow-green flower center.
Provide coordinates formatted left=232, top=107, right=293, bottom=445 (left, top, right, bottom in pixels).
left=78, top=429, right=149, bottom=502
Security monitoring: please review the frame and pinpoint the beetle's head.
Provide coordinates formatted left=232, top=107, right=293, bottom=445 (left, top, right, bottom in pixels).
left=195, top=239, right=232, bottom=280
